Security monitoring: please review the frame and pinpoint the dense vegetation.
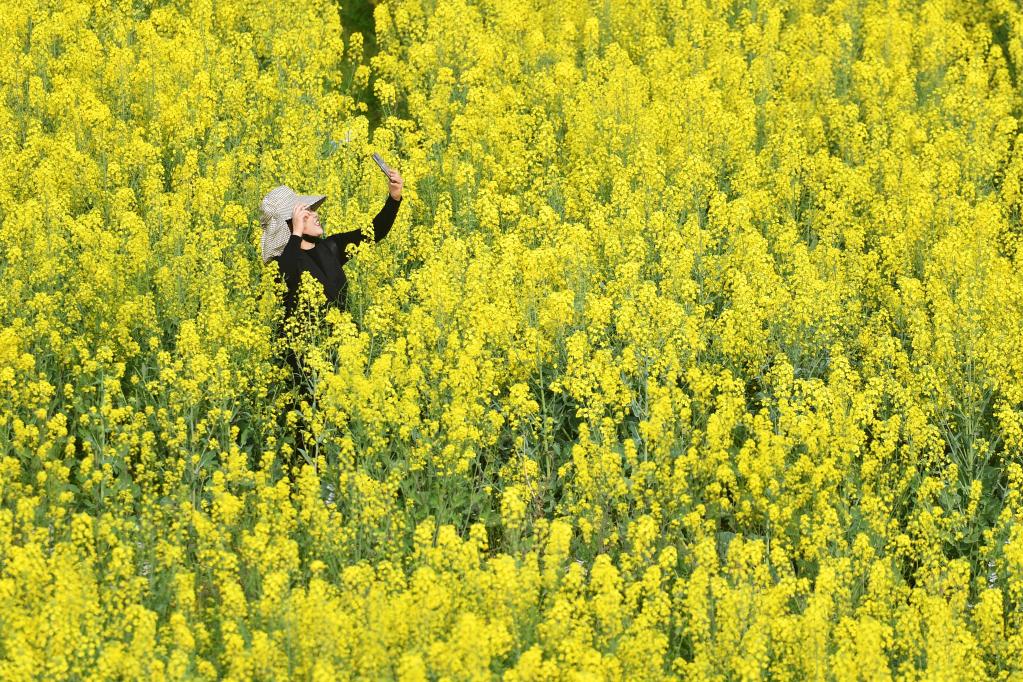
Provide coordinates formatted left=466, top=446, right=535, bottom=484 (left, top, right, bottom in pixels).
left=2, top=0, right=1023, bottom=678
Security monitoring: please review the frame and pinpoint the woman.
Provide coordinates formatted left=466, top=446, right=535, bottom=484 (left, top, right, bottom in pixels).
left=259, top=169, right=404, bottom=459
left=260, top=170, right=404, bottom=316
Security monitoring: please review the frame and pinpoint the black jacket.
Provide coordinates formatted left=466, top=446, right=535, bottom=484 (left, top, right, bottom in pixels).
left=274, top=195, right=402, bottom=318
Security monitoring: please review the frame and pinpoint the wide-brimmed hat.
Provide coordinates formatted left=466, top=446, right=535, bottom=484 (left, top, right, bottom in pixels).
left=259, top=185, right=327, bottom=263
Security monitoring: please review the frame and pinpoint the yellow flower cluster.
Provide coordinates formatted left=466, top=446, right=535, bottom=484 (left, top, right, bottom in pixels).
left=2, top=0, right=1023, bottom=678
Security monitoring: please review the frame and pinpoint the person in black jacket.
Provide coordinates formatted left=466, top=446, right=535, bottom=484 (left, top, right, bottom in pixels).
left=259, top=170, right=404, bottom=465
left=275, top=179, right=403, bottom=319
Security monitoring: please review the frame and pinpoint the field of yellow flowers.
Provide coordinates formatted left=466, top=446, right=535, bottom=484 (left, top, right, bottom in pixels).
left=3, top=0, right=1023, bottom=678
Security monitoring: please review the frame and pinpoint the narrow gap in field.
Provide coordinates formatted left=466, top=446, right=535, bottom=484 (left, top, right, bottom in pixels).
left=337, top=0, right=385, bottom=133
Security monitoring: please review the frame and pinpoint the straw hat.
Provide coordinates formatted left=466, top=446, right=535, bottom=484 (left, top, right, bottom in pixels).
left=259, top=185, right=326, bottom=263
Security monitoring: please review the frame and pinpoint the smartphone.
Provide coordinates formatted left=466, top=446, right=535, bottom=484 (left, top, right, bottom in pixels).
left=372, top=152, right=393, bottom=176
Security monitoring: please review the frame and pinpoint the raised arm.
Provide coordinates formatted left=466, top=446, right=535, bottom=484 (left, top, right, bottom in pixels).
left=326, top=195, right=403, bottom=264
left=279, top=203, right=316, bottom=280
left=371, top=194, right=402, bottom=240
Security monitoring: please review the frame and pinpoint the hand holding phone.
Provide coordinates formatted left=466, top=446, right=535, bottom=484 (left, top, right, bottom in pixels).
left=373, top=153, right=402, bottom=200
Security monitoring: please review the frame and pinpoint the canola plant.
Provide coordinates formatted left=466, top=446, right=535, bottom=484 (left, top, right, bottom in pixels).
left=2, top=0, right=1023, bottom=679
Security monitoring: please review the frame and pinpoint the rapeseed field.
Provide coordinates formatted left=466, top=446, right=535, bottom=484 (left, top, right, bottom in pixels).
left=2, top=0, right=1023, bottom=678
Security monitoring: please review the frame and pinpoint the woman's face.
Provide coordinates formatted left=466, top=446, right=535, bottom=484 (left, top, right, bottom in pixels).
left=287, top=208, right=324, bottom=237
left=305, top=209, right=324, bottom=237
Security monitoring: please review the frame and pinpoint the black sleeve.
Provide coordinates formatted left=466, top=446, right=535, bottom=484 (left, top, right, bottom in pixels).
left=371, top=194, right=402, bottom=241
left=275, top=234, right=305, bottom=316
left=276, top=234, right=305, bottom=282
left=326, top=195, right=402, bottom=265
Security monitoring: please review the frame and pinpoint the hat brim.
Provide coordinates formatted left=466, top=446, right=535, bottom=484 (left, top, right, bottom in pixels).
left=297, top=194, right=327, bottom=212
